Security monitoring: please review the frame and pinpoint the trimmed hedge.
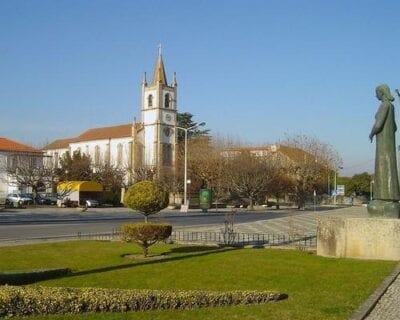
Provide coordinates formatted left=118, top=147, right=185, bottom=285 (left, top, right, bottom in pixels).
left=0, top=285, right=288, bottom=317
left=0, top=268, right=71, bottom=285
left=122, top=222, right=172, bottom=256
left=123, top=181, right=169, bottom=222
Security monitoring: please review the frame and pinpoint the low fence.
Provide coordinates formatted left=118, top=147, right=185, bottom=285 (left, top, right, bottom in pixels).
left=76, top=230, right=316, bottom=248
left=170, top=231, right=316, bottom=248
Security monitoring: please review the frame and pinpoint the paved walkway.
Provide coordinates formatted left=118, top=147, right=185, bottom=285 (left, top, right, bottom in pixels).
left=364, top=270, right=400, bottom=320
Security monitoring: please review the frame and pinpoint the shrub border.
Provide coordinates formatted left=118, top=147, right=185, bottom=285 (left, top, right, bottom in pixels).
left=0, top=268, right=71, bottom=285
left=0, top=285, right=288, bottom=317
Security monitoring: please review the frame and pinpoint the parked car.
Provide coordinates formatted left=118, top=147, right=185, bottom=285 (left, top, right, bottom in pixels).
left=35, top=194, right=51, bottom=205
left=20, top=193, right=34, bottom=205
left=5, top=194, right=33, bottom=205
left=44, top=193, right=58, bottom=205
left=35, top=193, right=58, bottom=205
left=85, top=199, right=99, bottom=208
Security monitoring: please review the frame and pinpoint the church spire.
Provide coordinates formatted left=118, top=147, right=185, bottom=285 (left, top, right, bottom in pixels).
left=151, top=45, right=167, bottom=85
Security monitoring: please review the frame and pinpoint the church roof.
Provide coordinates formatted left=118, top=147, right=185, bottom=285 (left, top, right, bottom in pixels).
left=43, top=124, right=132, bottom=150
left=152, top=53, right=168, bottom=85
left=77, top=124, right=132, bottom=142
left=0, top=137, right=42, bottom=153
left=43, top=137, right=77, bottom=150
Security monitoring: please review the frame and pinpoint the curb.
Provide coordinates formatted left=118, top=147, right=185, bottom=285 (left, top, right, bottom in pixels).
left=350, top=263, right=400, bottom=320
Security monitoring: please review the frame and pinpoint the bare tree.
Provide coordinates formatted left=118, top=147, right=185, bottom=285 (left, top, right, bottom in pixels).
left=2, top=153, right=54, bottom=199
left=187, top=137, right=228, bottom=206
left=268, top=168, right=296, bottom=209
left=280, top=134, right=342, bottom=209
left=133, top=167, right=156, bottom=182
left=226, top=151, right=278, bottom=210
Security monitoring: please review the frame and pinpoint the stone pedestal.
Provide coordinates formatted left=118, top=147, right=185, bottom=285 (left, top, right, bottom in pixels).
left=317, top=215, right=400, bottom=261
left=368, top=200, right=400, bottom=218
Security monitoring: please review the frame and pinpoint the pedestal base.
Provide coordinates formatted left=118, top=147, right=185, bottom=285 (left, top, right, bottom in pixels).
left=317, top=216, right=400, bottom=261
left=368, top=200, right=400, bottom=218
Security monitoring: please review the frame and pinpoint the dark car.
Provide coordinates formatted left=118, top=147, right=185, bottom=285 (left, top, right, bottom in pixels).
left=35, top=194, right=57, bottom=205
left=20, top=193, right=34, bottom=205
left=35, top=194, right=51, bottom=205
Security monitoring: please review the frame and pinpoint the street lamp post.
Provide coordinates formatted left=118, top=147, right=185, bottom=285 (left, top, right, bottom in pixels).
left=176, top=122, right=206, bottom=208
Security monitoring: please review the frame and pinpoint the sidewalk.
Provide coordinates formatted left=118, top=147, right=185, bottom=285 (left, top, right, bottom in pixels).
left=352, top=264, right=400, bottom=320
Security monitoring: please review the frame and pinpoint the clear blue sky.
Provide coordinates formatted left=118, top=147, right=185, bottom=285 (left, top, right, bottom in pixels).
left=1, top=0, right=400, bottom=176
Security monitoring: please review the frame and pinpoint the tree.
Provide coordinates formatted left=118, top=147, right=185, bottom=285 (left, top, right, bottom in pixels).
left=187, top=137, right=225, bottom=188
left=92, top=164, right=127, bottom=205
left=186, top=137, right=229, bottom=207
left=122, top=180, right=171, bottom=257
left=226, top=151, right=278, bottom=210
left=268, top=169, right=295, bottom=209
left=121, top=222, right=172, bottom=257
left=56, top=151, right=92, bottom=181
left=338, top=172, right=372, bottom=197
left=1, top=153, right=55, bottom=201
left=123, top=180, right=168, bottom=222
left=281, top=134, right=342, bottom=209
left=177, top=112, right=210, bottom=142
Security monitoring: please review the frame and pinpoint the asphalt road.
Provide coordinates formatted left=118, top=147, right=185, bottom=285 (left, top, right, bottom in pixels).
left=0, top=206, right=305, bottom=242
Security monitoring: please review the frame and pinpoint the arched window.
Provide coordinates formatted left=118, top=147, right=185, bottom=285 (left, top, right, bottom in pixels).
left=117, top=143, right=123, bottom=167
left=94, top=145, right=100, bottom=166
left=164, top=93, right=170, bottom=108
left=148, top=94, right=153, bottom=107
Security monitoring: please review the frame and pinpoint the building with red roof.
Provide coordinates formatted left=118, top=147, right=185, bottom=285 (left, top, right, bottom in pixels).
left=0, top=137, right=45, bottom=199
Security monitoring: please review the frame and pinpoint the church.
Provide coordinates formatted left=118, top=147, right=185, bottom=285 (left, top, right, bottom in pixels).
left=44, top=50, right=178, bottom=183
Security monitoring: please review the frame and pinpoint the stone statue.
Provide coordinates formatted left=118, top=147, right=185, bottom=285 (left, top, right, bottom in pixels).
left=368, top=84, right=400, bottom=218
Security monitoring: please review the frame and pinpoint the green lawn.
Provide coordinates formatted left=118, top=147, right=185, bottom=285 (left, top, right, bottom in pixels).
left=0, top=241, right=396, bottom=320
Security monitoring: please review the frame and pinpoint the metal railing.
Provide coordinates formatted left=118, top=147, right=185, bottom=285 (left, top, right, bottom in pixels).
left=170, top=231, right=316, bottom=248
left=76, top=230, right=316, bottom=248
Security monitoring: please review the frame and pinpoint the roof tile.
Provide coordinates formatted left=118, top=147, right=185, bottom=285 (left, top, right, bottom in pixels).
left=0, top=137, right=42, bottom=153
left=43, top=123, right=133, bottom=150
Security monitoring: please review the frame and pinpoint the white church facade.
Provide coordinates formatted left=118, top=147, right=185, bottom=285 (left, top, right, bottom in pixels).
left=43, top=51, right=178, bottom=182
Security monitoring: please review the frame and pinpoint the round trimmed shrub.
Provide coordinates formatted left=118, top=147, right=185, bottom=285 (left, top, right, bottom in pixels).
left=123, top=181, right=169, bottom=222
left=122, top=222, right=172, bottom=257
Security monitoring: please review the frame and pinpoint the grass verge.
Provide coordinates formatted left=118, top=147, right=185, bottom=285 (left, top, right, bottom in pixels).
left=0, top=241, right=396, bottom=319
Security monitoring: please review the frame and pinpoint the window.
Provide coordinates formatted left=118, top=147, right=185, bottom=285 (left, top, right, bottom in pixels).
left=162, top=144, right=172, bottom=166
left=164, top=93, right=170, bottom=108
left=117, top=143, right=123, bottom=167
left=148, top=94, right=153, bottom=107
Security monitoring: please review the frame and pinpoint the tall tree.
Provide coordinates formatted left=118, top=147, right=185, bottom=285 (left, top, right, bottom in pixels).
left=226, top=151, right=278, bottom=210
left=338, top=172, right=372, bottom=197
left=92, top=164, right=127, bottom=205
left=186, top=137, right=228, bottom=205
left=281, top=134, right=342, bottom=209
left=56, top=151, right=92, bottom=181
left=177, top=112, right=210, bottom=142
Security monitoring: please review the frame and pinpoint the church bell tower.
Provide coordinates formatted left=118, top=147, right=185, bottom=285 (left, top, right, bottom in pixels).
left=140, top=48, right=178, bottom=174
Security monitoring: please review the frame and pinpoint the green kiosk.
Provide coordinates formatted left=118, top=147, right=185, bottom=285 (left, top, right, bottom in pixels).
left=199, top=189, right=212, bottom=213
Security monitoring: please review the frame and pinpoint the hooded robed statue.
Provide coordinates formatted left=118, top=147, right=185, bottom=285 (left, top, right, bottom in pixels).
left=368, top=84, right=400, bottom=218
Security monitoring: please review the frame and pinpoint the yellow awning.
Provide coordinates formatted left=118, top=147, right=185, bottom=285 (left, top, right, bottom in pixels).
left=57, top=181, right=103, bottom=192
